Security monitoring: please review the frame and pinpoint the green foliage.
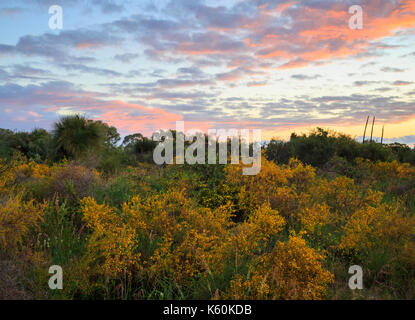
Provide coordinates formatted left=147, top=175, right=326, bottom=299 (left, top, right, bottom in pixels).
left=93, top=174, right=135, bottom=208
left=358, top=141, right=394, bottom=162
left=97, top=148, right=127, bottom=174
left=52, top=114, right=107, bottom=160
left=265, top=128, right=415, bottom=168
left=123, top=133, right=157, bottom=163
left=38, top=199, right=86, bottom=266
left=2, top=120, right=415, bottom=300
left=0, top=128, right=51, bottom=161
left=264, top=139, right=291, bottom=164
left=266, top=128, right=338, bottom=166
left=386, top=143, right=415, bottom=164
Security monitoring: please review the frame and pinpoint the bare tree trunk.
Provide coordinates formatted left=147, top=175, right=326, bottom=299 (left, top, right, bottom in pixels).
left=363, top=115, right=369, bottom=143
left=370, top=116, right=375, bottom=143
left=381, top=125, right=384, bottom=144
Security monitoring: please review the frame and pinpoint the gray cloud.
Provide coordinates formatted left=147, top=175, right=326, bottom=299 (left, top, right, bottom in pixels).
left=58, top=63, right=122, bottom=77
left=113, top=53, right=139, bottom=63
left=291, top=74, right=321, bottom=81
left=381, top=67, right=405, bottom=73
left=0, top=7, right=25, bottom=16
left=93, top=0, right=124, bottom=14
left=0, top=29, right=122, bottom=62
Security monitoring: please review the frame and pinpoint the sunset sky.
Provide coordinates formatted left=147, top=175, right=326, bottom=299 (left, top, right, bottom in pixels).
left=0, top=0, right=414, bottom=145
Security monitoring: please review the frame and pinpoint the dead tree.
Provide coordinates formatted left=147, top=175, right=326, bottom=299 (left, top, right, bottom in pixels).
left=362, top=115, right=369, bottom=143
left=370, top=116, right=375, bottom=143
left=381, top=125, right=384, bottom=144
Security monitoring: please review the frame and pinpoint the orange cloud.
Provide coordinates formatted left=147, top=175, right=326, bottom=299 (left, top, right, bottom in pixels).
left=87, top=100, right=183, bottom=135
left=75, top=42, right=101, bottom=49
left=245, top=0, right=415, bottom=69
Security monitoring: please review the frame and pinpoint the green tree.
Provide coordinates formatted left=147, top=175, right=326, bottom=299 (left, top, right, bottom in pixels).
left=52, top=115, right=106, bottom=159
left=265, top=139, right=292, bottom=164
left=123, top=133, right=157, bottom=159
left=290, top=128, right=336, bottom=167
left=95, top=121, right=120, bottom=149
left=0, top=128, right=51, bottom=161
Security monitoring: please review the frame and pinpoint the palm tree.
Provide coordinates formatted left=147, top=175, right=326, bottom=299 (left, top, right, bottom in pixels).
left=52, top=114, right=106, bottom=159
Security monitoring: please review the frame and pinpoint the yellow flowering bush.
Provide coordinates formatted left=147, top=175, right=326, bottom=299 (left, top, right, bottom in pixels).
left=0, top=194, right=45, bottom=251
left=211, top=204, right=285, bottom=273
left=286, top=158, right=316, bottom=192
left=357, top=159, right=415, bottom=180
left=300, top=203, right=331, bottom=236
left=225, top=156, right=316, bottom=217
left=127, top=191, right=234, bottom=282
left=0, top=158, right=100, bottom=201
left=339, top=203, right=415, bottom=257
left=2, top=151, right=415, bottom=300
left=81, top=197, right=141, bottom=278
left=226, top=233, right=334, bottom=300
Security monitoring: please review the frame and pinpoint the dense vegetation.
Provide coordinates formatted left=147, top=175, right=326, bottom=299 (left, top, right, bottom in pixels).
left=1, top=115, right=415, bottom=300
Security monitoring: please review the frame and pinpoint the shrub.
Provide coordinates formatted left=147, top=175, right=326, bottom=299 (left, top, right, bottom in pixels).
left=358, top=142, right=394, bottom=162
left=289, top=128, right=336, bottom=167
left=226, top=233, right=334, bottom=300
left=0, top=194, right=45, bottom=252
left=265, top=139, right=291, bottom=164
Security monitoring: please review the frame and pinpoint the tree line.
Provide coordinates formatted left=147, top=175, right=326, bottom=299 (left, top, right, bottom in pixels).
left=1, top=115, right=414, bottom=173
